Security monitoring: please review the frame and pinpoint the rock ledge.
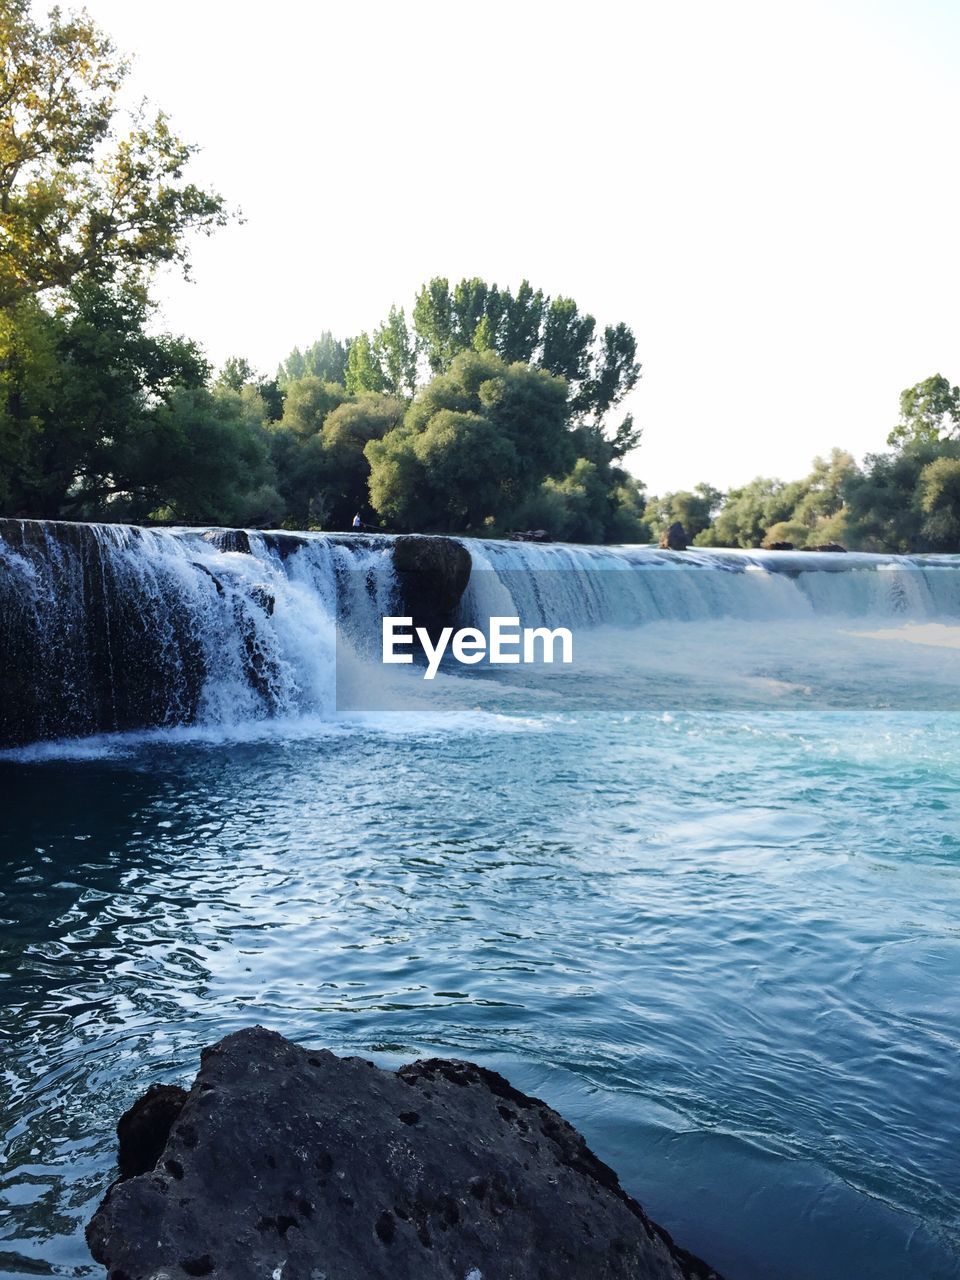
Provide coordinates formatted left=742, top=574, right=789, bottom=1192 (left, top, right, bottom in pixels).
left=87, top=1026, right=721, bottom=1280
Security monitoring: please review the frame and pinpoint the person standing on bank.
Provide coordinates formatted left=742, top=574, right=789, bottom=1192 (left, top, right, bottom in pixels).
left=352, top=512, right=362, bottom=530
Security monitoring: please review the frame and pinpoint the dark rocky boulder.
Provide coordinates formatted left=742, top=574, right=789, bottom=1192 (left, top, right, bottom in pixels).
left=261, top=531, right=310, bottom=561
left=393, top=535, right=472, bottom=638
left=805, top=542, right=847, bottom=553
left=116, top=1083, right=189, bottom=1180
left=202, top=528, right=252, bottom=555
left=507, top=529, right=552, bottom=543
left=87, top=1026, right=721, bottom=1280
left=764, top=541, right=795, bottom=551
left=659, top=522, right=689, bottom=551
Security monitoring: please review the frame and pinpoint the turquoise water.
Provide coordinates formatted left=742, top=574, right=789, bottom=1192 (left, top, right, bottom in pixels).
left=2, top=548, right=960, bottom=1278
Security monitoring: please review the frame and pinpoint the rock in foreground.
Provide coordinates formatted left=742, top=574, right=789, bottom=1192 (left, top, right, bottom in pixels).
left=87, top=1027, right=721, bottom=1280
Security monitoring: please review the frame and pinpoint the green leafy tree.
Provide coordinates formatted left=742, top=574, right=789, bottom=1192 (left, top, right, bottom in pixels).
left=317, top=394, right=402, bottom=527
left=0, top=297, right=59, bottom=506
left=372, top=305, right=417, bottom=397
left=412, top=277, right=458, bottom=375
left=404, top=349, right=573, bottom=493
left=267, top=377, right=348, bottom=523
left=345, top=331, right=386, bottom=394
left=696, top=478, right=794, bottom=547
left=0, top=283, right=208, bottom=517
left=761, top=520, right=812, bottom=548
left=366, top=350, right=570, bottom=532
left=888, top=375, right=960, bottom=447
left=540, top=296, right=596, bottom=394
left=583, top=324, right=642, bottom=422
left=514, top=462, right=650, bottom=544
left=451, top=278, right=494, bottom=350
left=268, top=387, right=400, bottom=528
left=217, top=356, right=256, bottom=392
left=498, top=280, right=545, bottom=363
left=410, top=277, right=639, bottom=429
left=117, top=383, right=281, bottom=525
left=844, top=450, right=916, bottom=551
left=644, top=484, right=721, bottom=541
left=0, top=1, right=226, bottom=309
left=274, top=377, right=347, bottom=437
left=367, top=407, right=519, bottom=533
left=919, top=455, right=960, bottom=548
left=216, top=357, right=283, bottom=421
left=277, top=333, right=348, bottom=388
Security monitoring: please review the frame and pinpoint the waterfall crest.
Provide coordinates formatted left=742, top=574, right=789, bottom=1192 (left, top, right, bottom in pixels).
left=2, top=520, right=959, bottom=747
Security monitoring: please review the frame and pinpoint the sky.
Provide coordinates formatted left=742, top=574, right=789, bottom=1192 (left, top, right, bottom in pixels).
left=70, top=0, right=960, bottom=494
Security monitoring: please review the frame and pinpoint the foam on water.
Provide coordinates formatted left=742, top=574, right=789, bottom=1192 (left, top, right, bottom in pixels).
left=4, top=523, right=960, bottom=752
left=1, top=534, right=959, bottom=1279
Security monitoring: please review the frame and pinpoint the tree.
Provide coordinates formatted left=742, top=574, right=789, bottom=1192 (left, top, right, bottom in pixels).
left=366, top=350, right=570, bottom=532
left=277, top=333, right=348, bottom=387
left=888, top=375, right=960, bottom=448
left=540, top=297, right=596, bottom=393
left=842, top=447, right=926, bottom=552
left=368, top=409, right=520, bottom=533
left=318, top=394, right=402, bottom=526
left=0, top=296, right=59, bottom=507
left=345, top=331, right=386, bottom=394
left=696, top=477, right=792, bottom=547
left=451, top=277, right=495, bottom=351
left=372, top=305, right=416, bottom=397
left=117, top=383, right=281, bottom=525
left=0, top=283, right=208, bottom=517
left=583, top=324, right=642, bottom=422
left=410, top=277, right=639, bottom=429
left=762, top=520, right=812, bottom=548
left=217, top=356, right=256, bottom=392
left=412, top=277, right=457, bottom=374
left=216, top=357, right=283, bottom=421
left=644, top=484, right=721, bottom=541
left=267, top=386, right=401, bottom=529
left=0, top=1, right=226, bottom=310
left=404, top=349, right=573, bottom=494
left=919, top=455, right=960, bottom=548
left=498, top=280, right=545, bottom=364
left=275, top=377, right=347, bottom=437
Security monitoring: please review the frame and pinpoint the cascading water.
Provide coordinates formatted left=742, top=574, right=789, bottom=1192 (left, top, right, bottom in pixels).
left=3, top=522, right=960, bottom=1280
left=460, top=539, right=960, bottom=627
left=3, top=520, right=960, bottom=747
left=0, top=521, right=398, bottom=747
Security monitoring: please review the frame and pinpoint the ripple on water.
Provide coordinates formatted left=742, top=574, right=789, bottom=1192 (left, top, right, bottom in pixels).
left=1, top=628, right=959, bottom=1280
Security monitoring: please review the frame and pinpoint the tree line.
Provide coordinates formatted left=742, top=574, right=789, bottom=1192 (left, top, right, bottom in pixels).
left=1, top=2, right=957, bottom=550
left=644, top=375, right=960, bottom=552
left=0, top=2, right=644, bottom=536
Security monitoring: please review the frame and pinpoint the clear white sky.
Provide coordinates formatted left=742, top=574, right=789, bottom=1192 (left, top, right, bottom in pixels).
left=70, top=0, right=960, bottom=494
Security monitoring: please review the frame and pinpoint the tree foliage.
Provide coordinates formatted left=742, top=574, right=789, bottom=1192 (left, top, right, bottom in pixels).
left=644, top=484, right=721, bottom=541
left=277, top=333, right=348, bottom=388
left=268, top=389, right=401, bottom=528
left=0, top=0, right=226, bottom=309
left=888, top=375, right=960, bottom=448
left=366, top=350, right=571, bottom=532
left=345, top=332, right=385, bottom=394
left=407, top=277, right=639, bottom=428
left=372, top=305, right=417, bottom=397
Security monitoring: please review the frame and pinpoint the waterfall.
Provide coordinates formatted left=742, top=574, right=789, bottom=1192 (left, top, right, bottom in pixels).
left=2, top=520, right=960, bottom=748
left=0, top=522, right=397, bottom=747
left=459, top=540, right=960, bottom=628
